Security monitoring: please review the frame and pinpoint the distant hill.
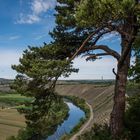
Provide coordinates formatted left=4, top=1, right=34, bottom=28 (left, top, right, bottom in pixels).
left=0, top=78, right=115, bottom=85
left=57, top=79, right=115, bottom=85
left=0, top=78, right=114, bottom=93
left=0, top=78, right=14, bottom=93
left=0, top=78, right=13, bottom=85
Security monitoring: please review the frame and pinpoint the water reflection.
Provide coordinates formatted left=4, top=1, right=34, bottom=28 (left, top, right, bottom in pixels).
left=46, top=101, right=85, bottom=140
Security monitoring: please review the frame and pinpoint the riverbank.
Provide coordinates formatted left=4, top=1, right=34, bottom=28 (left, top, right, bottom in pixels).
left=61, top=96, right=91, bottom=140
left=69, top=102, right=93, bottom=140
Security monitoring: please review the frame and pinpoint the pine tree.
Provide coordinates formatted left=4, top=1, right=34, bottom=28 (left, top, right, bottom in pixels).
left=75, top=0, right=140, bottom=138
left=12, top=45, right=76, bottom=139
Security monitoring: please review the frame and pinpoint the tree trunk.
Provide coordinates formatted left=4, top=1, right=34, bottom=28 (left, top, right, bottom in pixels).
left=110, top=38, right=131, bottom=138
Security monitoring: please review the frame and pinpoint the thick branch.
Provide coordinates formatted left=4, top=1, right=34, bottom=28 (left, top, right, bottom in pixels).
left=119, top=17, right=139, bottom=67
left=70, top=27, right=111, bottom=60
left=81, top=45, right=120, bottom=60
left=106, top=22, right=140, bottom=40
left=85, top=53, right=109, bottom=61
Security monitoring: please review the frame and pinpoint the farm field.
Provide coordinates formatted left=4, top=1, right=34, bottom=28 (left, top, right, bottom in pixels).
left=0, top=108, right=25, bottom=140
left=0, top=93, right=28, bottom=140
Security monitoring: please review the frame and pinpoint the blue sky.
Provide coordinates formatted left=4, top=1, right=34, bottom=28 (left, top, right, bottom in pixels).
left=0, top=0, right=121, bottom=79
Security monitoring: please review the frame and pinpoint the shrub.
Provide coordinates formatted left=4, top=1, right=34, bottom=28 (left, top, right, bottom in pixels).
left=125, top=93, right=140, bottom=140
left=79, top=124, right=112, bottom=140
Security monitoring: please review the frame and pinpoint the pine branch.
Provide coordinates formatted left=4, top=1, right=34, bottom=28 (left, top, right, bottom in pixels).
left=70, top=26, right=111, bottom=60
left=85, top=53, right=109, bottom=61
left=81, top=45, right=120, bottom=60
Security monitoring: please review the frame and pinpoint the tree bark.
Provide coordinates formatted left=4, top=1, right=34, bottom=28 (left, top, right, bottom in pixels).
left=110, top=64, right=128, bottom=138
left=110, top=38, right=131, bottom=139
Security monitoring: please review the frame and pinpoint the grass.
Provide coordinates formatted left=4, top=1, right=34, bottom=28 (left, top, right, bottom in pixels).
left=127, top=81, right=140, bottom=96
left=0, top=93, right=32, bottom=107
left=0, top=92, right=29, bottom=139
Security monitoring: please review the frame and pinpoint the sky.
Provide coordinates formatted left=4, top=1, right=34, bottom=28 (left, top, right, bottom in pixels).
left=0, top=0, right=122, bottom=80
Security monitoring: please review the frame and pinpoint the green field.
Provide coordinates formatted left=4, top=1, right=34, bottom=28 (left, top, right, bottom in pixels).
left=0, top=93, right=28, bottom=139
left=0, top=93, right=32, bottom=107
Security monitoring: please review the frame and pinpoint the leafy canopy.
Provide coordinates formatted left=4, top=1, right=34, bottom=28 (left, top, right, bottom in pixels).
left=76, top=0, right=139, bottom=27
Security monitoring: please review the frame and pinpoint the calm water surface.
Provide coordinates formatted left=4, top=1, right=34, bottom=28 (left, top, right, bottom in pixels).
left=47, top=101, right=85, bottom=140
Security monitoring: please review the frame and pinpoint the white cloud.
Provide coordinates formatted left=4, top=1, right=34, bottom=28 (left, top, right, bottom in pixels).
left=0, top=50, right=22, bottom=79
left=17, top=13, right=40, bottom=24
left=35, top=33, right=48, bottom=40
left=60, top=57, right=118, bottom=80
left=31, top=0, right=56, bottom=14
left=9, top=35, right=20, bottom=40
left=0, top=50, right=21, bottom=67
left=17, top=0, right=56, bottom=24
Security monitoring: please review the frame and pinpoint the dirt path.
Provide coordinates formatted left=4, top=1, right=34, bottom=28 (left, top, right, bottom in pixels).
left=70, top=102, right=93, bottom=140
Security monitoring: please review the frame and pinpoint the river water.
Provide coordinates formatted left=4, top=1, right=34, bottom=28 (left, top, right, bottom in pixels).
left=47, top=101, right=85, bottom=140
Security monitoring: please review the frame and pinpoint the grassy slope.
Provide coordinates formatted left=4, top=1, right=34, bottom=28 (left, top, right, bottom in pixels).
left=0, top=94, right=32, bottom=107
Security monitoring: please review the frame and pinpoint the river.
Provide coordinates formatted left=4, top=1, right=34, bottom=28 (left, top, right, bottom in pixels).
left=46, top=101, right=85, bottom=140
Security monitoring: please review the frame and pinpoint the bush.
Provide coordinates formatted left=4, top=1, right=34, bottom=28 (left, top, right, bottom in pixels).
left=125, top=93, right=140, bottom=140
left=79, top=124, right=112, bottom=140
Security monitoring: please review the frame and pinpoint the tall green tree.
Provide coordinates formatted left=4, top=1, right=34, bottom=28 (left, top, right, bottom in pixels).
left=12, top=45, right=76, bottom=139
left=74, top=0, right=140, bottom=138
left=12, top=0, right=90, bottom=138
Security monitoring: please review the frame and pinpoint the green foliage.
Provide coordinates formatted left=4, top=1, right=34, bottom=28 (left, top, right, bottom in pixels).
left=76, top=0, right=138, bottom=27
left=11, top=0, right=94, bottom=137
left=7, top=99, right=69, bottom=140
left=125, top=94, right=140, bottom=140
left=126, top=82, right=140, bottom=96
left=11, top=44, right=76, bottom=139
left=6, top=128, right=36, bottom=140
left=75, top=0, right=140, bottom=138
left=79, top=124, right=112, bottom=140
left=50, top=0, right=94, bottom=57
left=129, top=32, right=140, bottom=83
left=10, top=0, right=140, bottom=139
